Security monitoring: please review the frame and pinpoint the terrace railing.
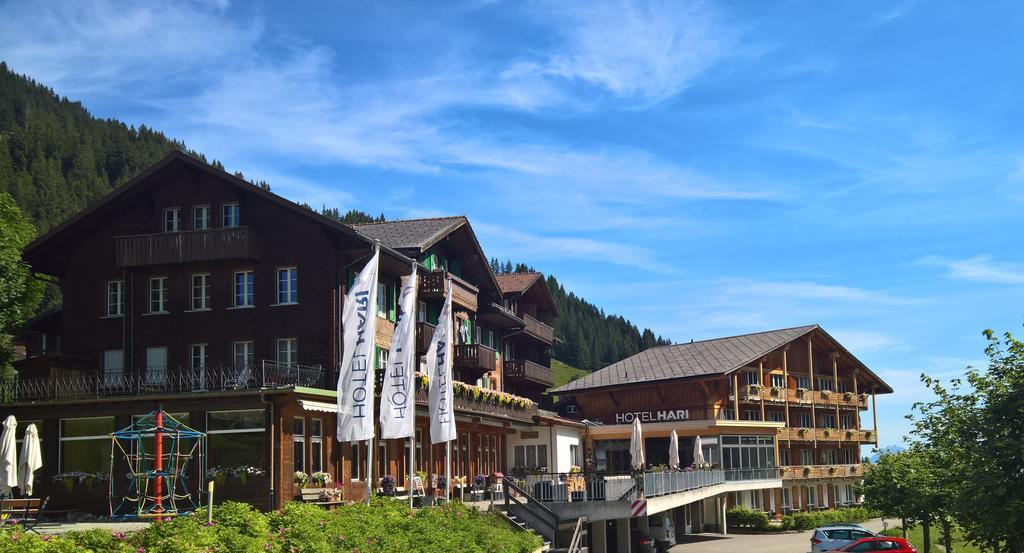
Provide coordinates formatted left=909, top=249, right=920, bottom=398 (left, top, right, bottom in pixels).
left=0, top=361, right=324, bottom=404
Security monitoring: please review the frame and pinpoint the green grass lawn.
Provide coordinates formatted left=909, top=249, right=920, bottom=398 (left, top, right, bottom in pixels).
left=551, top=358, right=589, bottom=389
left=882, top=524, right=982, bottom=553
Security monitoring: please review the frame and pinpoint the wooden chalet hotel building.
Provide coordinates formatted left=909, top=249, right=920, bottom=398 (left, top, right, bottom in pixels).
left=11, top=151, right=561, bottom=513
left=551, top=325, right=893, bottom=518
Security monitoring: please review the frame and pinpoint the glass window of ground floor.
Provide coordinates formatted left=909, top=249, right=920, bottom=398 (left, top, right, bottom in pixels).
left=206, top=409, right=267, bottom=470
left=60, top=417, right=115, bottom=473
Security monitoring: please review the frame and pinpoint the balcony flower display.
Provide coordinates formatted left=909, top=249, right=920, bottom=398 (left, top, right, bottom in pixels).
left=770, top=386, right=782, bottom=397
left=844, top=391, right=855, bottom=401
left=846, top=429, right=855, bottom=439
left=310, top=471, right=332, bottom=487
left=415, top=372, right=535, bottom=410
left=52, top=471, right=109, bottom=493
left=823, top=428, right=833, bottom=438
left=294, top=471, right=309, bottom=487
left=749, top=384, right=761, bottom=393
left=802, top=467, right=812, bottom=476
left=859, top=393, right=869, bottom=403
left=865, top=430, right=874, bottom=440
left=318, top=487, right=343, bottom=502
left=821, top=389, right=832, bottom=399
left=798, top=427, right=810, bottom=437
left=828, top=466, right=838, bottom=475
left=796, top=387, right=808, bottom=398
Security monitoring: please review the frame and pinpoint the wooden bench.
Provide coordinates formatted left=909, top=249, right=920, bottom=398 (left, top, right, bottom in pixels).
left=0, top=497, right=48, bottom=533
left=298, top=490, right=344, bottom=510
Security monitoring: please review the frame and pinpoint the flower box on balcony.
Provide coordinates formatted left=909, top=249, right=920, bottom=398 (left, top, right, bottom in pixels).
left=821, top=389, right=832, bottom=400
left=770, top=386, right=782, bottom=398
left=798, top=427, right=810, bottom=438
left=844, top=391, right=855, bottom=401
left=846, top=430, right=855, bottom=439
left=802, top=467, right=812, bottom=476
left=828, top=466, right=838, bottom=475
left=796, top=388, right=808, bottom=399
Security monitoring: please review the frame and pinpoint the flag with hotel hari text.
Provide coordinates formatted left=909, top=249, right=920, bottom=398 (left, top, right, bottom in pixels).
left=427, top=279, right=456, bottom=443
left=336, top=244, right=380, bottom=442
left=380, top=265, right=417, bottom=439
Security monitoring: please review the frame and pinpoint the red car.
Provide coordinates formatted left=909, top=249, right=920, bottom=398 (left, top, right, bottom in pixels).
left=836, top=537, right=918, bottom=552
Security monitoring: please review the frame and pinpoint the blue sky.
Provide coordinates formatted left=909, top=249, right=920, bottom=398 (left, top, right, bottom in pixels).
left=3, top=0, right=1023, bottom=449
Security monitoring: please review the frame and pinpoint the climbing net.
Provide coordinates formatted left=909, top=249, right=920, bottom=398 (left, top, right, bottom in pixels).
left=108, top=410, right=206, bottom=520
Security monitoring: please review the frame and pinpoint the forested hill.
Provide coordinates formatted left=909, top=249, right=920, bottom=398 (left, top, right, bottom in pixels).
left=490, top=259, right=671, bottom=371
left=2, top=62, right=668, bottom=373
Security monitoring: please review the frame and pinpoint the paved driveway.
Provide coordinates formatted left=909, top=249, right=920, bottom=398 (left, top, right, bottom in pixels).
left=669, top=518, right=890, bottom=553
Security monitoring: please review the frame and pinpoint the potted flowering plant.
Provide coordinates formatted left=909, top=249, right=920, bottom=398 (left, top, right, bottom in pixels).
left=821, top=389, right=832, bottom=399
left=796, top=387, right=808, bottom=399
left=844, top=391, right=855, bottom=401
left=310, top=471, right=332, bottom=487
left=798, top=427, right=810, bottom=438
left=294, top=471, right=309, bottom=488
left=802, top=466, right=812, bottom=476
left=770, top=386, right=782, bottom=397
left=381, top=475, right=396, bottom=497
left=434, top=475, right=448, bottom=498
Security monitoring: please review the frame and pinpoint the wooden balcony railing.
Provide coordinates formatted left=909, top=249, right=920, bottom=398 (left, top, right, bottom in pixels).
left=782, top=464, right=863, bottom=481
left=415, top=322, right=436, bottom=354
left=779, top=427, right=876, bottom=443
left=504, top=359, right=554, bottom=388
left=453, top=344, right=498, bottom=374
left=419, top=271, right=478, bottom=312
left=115, top=227, right=259, bottom=267
left=522, top=314, right=555, bottom=344
left=767, top=388, right=868, bottom=409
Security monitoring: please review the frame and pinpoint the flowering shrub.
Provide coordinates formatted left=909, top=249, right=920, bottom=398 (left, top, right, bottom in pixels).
left=414, top=372, right=535, bottom=410
left=319, top=487, right=344, bottom=502
left=310, top=471, right=332, bottom=487
left=381, top=475, right=396, bottom=496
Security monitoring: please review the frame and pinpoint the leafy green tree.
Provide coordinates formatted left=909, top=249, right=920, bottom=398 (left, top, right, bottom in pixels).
left=0, top=192, right=42, bottom=372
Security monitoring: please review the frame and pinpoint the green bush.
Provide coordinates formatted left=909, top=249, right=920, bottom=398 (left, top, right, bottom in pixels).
left=786, top=507, right=877, bottom=531
left=726, top=505, right=771, bottom=530
left=0, top=499, right=541, bottom=553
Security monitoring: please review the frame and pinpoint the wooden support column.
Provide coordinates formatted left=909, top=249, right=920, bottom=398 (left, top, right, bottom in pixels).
left=853, top=371, right=861, bottom=431
left=783, top=346, right=791, bottom=447
left=732, top=373, right=740, bottom=420
left=759, top=359, right=766, bottom=421
left=832, top=353, right=841, bottom=441
left=871, top=388, right=879, bottom=446
left=808, top=338, right=816, bottom=447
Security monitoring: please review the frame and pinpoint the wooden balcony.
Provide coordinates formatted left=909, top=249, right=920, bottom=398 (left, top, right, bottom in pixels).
left=419, top=271, right=478, bottom=312
left=415, top=322, right=436, bottom=354
left=777, top=388, right=868, bottom=409
left=453, top=344, right=498, bottom=381
left=504, top=358, right=554, bottom=388
left=115, top=227, right=259, bottom=267
left=522, top=313, right=555, bottom=344
left=414, top=386, right=536, bottom=423
left=782, top=464, right=863, bottom=481
left=779, top=427, right=876, bottom=443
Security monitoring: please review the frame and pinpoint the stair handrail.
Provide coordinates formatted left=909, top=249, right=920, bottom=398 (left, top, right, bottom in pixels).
left=568, top=516, right=587, bottom=553
left=503, top=475, right=559, bottom=544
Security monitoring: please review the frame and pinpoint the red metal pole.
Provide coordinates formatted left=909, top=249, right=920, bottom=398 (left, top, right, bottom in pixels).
left=154, top=410, right=163, bottom=522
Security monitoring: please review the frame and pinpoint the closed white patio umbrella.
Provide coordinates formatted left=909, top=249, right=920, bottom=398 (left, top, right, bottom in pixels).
left=18, top=424, right=41, bottom=496
left=668, top=430, right=680, bottom=470
left=693, top=435, right=705, bottom=466
left=0, top=416, right=17, bottom=497
left=630, top=418, right=645, bottom=470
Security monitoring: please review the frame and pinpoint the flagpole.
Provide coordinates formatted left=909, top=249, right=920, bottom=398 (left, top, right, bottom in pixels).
left=409, top=433, right=415, bottom=509
left=445, top=441, right=451, bottom=502
left=366, top=436, right=374, bottom=504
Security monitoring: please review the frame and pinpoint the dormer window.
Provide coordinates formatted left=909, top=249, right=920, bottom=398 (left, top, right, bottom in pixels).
left=164, top=208, right=180, bottom=232
left=223, top=203, right=240, bottom=227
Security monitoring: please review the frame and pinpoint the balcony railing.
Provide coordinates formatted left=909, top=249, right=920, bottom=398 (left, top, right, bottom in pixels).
left=512, top=468, right=779, bottom=503
left=0, top=361, right=324, bottom=404
left=415, top=321, right=436, bottom=354
left=419, top=271, right=478, bottom=312
left=522, top=314, right=555, bottom=344
left=504, top=359, right=554, bottom=388
left=782, top=388, right=868, bottom=409
left=779, top=427, right=875, bottom=443
left=115, top=227, right=259, bottom=267
left=453, top=344, right=498, bottom=374
left=782, top=464, right=863, bottom=481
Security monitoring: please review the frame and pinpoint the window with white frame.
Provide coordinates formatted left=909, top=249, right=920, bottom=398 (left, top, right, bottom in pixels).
left=842, top=449, right=856, bottom=464
left=417, top=301, right=426, bottom=323
left=800, top=449, right=814, bottom=465
left=781, top=487, right=792, bottom=508
left=146, top=346, right=167, bottom=384
left=277, top=338, right=297, bottom=366
left=222, top=203, right=240, bottom=227
left=768, top=411, right=786, bottom=422
left=838, top=379, right=850, bottom=393
left=149, top=277, right=168, bottom=313
left=819, top=413, right=837, bottom=428
left=840, top=414, right=853, bottom=429
left=797, top=412, right=813, bottom=427
left=191, top=274, right=210, bottom=310
left=351, top=442, right=364, bottom=481
left=822, top=449, right=837, bottom=464
left=234, top=271, right=254, bottom=307
left=103, top=349, right=124, bottom=384
left=206, top=410, right=266, bottom=468
left=164, top=208, right=181, bottom=232
left=719, top=407, right=736, bottom=420
left=376, top=281, right=388, bottom=317
left=276, top=267, right=298, bottom=304
left=512, top=444, right=547, bottom=470
left=817, top=377, right=834, bottom=392
left=569, top=444, right=580, bottom=467
left=293, top=418, right=305, bottom=473
left=744, top=371, right=761, bottom=386
left=310, top=419, right=323, bottom=473
left=60, top=417, right=115, bottom=473
left=193, top=205, right=210, bottom=230
left=106, top=280, right=124, bottom=316
left=771, top=374, right=785, bottom=388
left=742, top=409, right=761, bottom=421
left=808, top=486, right=817, bottom=507
left=797, top=376, right=810, bottom=389
left=233, top=340, right=254, bottom=367
left=780, top=448, right=790, bottom=466
left=375, top=347, right=388, bottom=370
left=190, top=344, right=207, bottom=370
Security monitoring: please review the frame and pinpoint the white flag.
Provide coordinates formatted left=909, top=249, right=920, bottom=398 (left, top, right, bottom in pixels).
left=337, top=245, right=380, bottom=442
left=427, top=280, right=456, bottom=444
left=380, top=265, right=418, bottom=439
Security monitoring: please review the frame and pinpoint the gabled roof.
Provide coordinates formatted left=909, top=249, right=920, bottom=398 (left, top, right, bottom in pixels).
left=496, top=272, right=543, bottom=294
left=23, top=150, right=414, bottom=275
left=551, top=324, right=892, bottom=395
left=353, top=216, right=467, bottom=253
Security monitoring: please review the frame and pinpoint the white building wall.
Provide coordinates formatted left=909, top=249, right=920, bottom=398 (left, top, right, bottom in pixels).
left=506, top=424, right=584, bottom=473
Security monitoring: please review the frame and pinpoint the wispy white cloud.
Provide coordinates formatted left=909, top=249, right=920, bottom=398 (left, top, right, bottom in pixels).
left=716, top=278, right=915, bottom=305
left=918, top=255, right=1024, bottom=285
left=870, top=2, right=915, bottom=26
left=516, top=0, right=735, bottom=104
left=829, top=329, right=907, bottom=354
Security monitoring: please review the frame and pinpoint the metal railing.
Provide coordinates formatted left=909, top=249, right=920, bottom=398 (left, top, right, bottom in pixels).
left=0, top=361, right=324, bottom=403
left=510, top=468, right=781, bottom=503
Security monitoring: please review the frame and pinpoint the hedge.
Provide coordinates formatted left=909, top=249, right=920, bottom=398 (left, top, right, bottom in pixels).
left=780, top=507, right=878, bottom=531
left=727, top=505, right=771, bottom=530
left=0, top=499, right=543, bottom=553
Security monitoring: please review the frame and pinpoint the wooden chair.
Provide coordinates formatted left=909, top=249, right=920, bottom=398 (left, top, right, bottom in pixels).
left=411, top=476, right=425, bottom=498
left=0, top=497, right=48, bottom=533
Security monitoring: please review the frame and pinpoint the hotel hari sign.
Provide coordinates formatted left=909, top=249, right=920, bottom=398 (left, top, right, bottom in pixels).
left=614, top=409, right=691, bottom=424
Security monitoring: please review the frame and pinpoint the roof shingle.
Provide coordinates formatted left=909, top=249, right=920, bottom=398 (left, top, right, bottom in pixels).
left=495, top=272, right=543, bottom=294
left=353, top=216, right=466, bottom=252
left=551, top=325, right=819, bottom=393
